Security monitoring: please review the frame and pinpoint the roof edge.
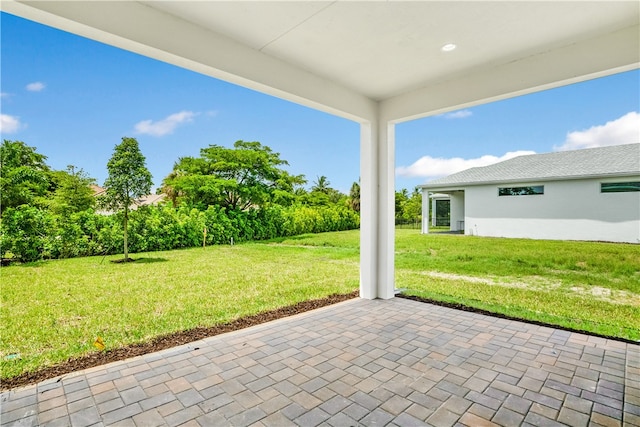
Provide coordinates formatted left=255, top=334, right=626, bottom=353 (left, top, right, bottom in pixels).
left=419, top=171, right=640, bottom=189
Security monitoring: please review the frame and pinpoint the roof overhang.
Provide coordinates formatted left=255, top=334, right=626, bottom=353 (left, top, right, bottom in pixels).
left=2, top=1, right=638, bottom=123
left=420, top=172, right=640, bottom=191
left=428, top=193, right=453, bottom=199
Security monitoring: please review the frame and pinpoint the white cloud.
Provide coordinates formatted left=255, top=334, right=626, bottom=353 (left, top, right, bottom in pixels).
left=438, top=109, right=473, bottom=119
left=0, top=92, right=10, bottom=98
left=555, top=111, right=640, bottom=151
left=134, top=111, right=197, bottom=137
left=26, top=82, right=45, bottom=92
left=0, top=114, right=23, bottom=134
left=397, top=150, right=536, bottom=179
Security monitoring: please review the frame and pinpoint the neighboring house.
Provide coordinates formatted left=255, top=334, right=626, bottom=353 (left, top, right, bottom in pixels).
left=89, top=184, right=106, bottom=197
left=420, top=144, right=640, bottom=244
left=132, top=193, right=166, bottom=210
left=90, top=185, right=166, bottom=213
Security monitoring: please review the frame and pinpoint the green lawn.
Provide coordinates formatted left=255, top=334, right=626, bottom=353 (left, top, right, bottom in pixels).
left=2, top=229, right=639, bottom=380
left=0, top=242, right=359, bottom=380
left=394, top=229, right=640, bottom=340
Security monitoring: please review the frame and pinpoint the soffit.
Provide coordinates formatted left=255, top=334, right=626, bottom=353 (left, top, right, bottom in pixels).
left=144, top=1, right=639, bottom=101
left=2, top=1, right=639, bottom=121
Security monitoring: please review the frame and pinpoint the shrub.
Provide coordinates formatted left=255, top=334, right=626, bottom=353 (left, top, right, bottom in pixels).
left=0, top=203, right=360, bottom=262
left=0, top=206, right=54, bottom=262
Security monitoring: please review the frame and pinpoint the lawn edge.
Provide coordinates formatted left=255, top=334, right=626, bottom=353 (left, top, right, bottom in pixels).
left=1, top=290, right=359, bottom=391
left=398, top=293, right=640, bottom=346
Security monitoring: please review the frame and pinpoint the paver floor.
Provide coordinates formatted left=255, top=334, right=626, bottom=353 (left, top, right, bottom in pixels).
left=1, top=298, right=639, bottom=426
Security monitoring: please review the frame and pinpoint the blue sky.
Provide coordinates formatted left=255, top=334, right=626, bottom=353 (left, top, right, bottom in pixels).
left=1, top=12, right=639, bottom=194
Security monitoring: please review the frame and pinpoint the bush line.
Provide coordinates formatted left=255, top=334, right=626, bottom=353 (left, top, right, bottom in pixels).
left=1, top=204, right=360, bottom=262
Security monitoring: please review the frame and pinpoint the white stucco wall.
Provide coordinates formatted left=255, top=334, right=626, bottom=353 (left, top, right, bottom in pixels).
left=463, top=177, right=640, bottom=243
left=450, top=192, right=465, bottom=232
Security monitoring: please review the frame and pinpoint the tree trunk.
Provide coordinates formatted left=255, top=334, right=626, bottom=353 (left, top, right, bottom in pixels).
left=123, top=207, right=129, bottom=261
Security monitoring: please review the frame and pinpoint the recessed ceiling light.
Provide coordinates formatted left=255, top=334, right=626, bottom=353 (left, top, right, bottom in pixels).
left=441, top=43, right=457, bottom=52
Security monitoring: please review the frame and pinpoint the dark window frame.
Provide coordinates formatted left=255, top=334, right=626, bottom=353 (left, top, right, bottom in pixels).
left=600, top=182, right=640, bottom=193
left=498, top=185, right=544, bottom=196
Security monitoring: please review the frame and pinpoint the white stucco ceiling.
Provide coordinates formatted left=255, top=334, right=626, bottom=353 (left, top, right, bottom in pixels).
left=145, top=1, right=639, bottom=101
left=2, top=1, right=639, bottom=122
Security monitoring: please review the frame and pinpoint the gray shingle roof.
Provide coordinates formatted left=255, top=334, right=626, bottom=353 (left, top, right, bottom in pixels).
left=421, top=143, right=640, bottom=189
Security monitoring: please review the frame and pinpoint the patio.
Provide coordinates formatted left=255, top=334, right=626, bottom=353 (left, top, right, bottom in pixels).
left=1, top=3, right=638, bottom=426
left=2, top=298, right=638, bottom=426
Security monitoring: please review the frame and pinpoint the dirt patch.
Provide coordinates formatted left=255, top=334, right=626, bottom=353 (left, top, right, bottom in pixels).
left=569, top=286, right=640, bottom=306
left=419, top=270, right=562, bottom=291
left=1, top=291, right=358, bottom=391
left=418, top=270, right=638, bottom=306
left=422, top=271, right=497, bottom=285
left=110, top=257, right=138, bottom=264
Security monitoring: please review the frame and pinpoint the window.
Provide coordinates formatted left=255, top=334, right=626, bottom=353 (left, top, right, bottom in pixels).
left=498, top=185, right=544, bottom=196
left=601, top=182, right=640, bottom=193
left=434, top=199, right=450, bottom=226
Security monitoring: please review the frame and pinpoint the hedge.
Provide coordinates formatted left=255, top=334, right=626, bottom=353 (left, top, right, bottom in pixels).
left=0, top=204, right=359, bottom=262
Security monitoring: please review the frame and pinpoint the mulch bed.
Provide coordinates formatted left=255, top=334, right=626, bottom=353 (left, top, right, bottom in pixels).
left=1, top=291, right=358, bottom=391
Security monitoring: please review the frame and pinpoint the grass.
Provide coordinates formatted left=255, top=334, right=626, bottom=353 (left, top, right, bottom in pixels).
left=2, top=229, right=639, bottom=380
left=226, top=229, right=640, bottom=340
left=394, top=229, right=640, bottom=341
left=1, top=242, right=358, bottom=380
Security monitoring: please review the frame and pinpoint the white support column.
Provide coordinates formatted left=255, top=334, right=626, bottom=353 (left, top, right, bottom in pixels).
left=422, top=190, right=430, bottom=234
left=432, top=196, right=437, bottom=227
left=359, top=116, right=396, bottom=300
left=359, top=121, right=378, bottom=300
left=377, top=121, right=396, bottom=299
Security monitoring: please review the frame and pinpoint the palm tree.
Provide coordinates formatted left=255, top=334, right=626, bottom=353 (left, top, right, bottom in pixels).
left=349, top=181, right=360, bottom=212
left=312, top=175, right=330, bottom=194
left=160, top=170, right=183, bottom=207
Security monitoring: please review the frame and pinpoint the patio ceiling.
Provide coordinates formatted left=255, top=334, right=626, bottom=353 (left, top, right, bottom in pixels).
left=2, top=1, right=639, bottom=122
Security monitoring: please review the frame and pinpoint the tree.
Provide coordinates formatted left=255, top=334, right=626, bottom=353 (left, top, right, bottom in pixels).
left=348, top=181, right=360, bottom=212
left=402, top=187, right=422, bottom=223
left=0, top=140, right=50, bottom=215
left=162, top=140, right=305, bottom=210
left=103, top=137, right=152, bottom=261
left=47, top=165, right=96, bottom=215
left=159, top=170, right=183, bottom=207
left=303, top=175, right=346, bottom=206
left=395, top=189, right=409, bottom=220
left=311, top=176, right=331, bottom=194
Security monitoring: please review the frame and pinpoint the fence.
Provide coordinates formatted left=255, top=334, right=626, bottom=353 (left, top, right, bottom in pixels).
left=395, top=219, right=421, bottom=229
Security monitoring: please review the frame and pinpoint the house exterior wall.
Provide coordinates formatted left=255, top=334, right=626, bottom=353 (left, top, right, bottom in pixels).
left=450, top=192, right=465, bottom=232
left=463, top=177, right=640, bottom=243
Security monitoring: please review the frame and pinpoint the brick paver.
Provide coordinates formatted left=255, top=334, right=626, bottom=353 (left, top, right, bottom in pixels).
left=1, top=298, right=637, bottom=426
